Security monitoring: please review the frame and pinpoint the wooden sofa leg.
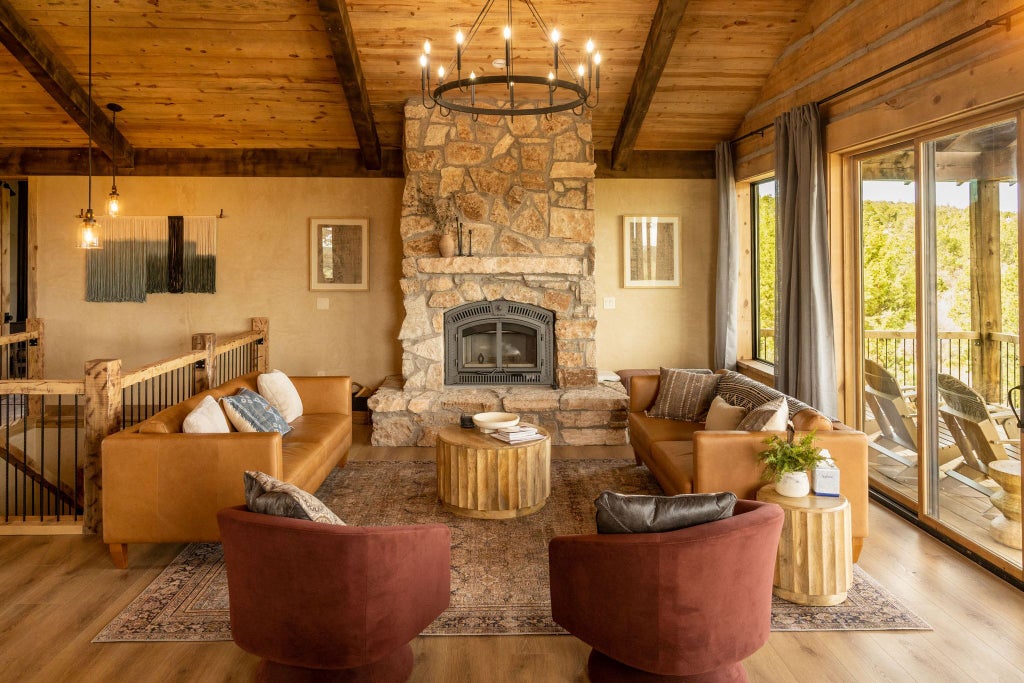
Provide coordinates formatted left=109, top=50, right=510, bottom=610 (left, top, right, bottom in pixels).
left=109, top=543, right=129, bottom=569
left=852, top=538, right=863, bottom=564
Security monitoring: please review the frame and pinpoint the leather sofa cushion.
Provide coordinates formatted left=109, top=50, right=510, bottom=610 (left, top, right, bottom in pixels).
left=627, top=412, right=702, bottom=459
left=595, top=490, right=736, bottom=534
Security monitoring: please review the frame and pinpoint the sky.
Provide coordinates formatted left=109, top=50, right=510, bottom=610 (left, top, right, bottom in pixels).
left=862, top=180, right=1018, bottom=212
left=758, top=180, right=1018, bottom=212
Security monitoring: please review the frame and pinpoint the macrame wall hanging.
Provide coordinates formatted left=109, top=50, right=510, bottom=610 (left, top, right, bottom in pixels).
left=86, top=216, right=217, bottom=302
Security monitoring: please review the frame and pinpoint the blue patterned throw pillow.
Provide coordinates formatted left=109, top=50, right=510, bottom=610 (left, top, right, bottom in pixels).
left=221, top=388, right=292, bottom=434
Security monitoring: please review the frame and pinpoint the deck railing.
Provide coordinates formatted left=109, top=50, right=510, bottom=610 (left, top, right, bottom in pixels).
left=0, top=318, right=268, bottom=534
left=757, top=328, right=1020, bottom=405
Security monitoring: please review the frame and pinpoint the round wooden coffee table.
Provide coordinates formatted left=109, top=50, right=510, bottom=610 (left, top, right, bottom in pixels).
left=757, top=485, right=853, bottom=606
left=435, top=424, right=551, bottom=519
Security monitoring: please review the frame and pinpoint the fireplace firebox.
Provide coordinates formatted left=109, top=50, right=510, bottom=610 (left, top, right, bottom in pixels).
left=444, top=300, right=555, bottom=386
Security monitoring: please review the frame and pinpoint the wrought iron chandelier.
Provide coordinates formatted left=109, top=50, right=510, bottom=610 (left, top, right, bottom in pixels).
left=419, top=0, right=601, bottom=117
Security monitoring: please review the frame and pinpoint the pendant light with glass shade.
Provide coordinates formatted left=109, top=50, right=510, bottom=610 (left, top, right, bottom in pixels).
left=106, top=102, right=123, bottom=217
left=77, top=1, right=100, bottom=250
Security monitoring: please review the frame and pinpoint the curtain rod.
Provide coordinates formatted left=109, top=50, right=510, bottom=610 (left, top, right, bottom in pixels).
left=730, top=5, right=1024, bottom=145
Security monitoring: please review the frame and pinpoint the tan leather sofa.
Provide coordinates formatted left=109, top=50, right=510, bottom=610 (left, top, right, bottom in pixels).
left=102, top=372, right=352, bottom=568
left=628, top=370, right=869, bottom=561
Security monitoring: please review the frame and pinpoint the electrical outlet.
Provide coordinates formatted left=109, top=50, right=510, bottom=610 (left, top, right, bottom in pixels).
left=316, top=370, right=326, bottom=376
left=603, top=297, right=616, bottom=309
left=316, top=297, right=330, bottom=310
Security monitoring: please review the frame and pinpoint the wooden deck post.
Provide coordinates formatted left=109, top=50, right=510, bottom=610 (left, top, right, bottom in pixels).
left=252, top=317, right=269, bottom=373
left=969, top=179, right=1002, bottom=403
left=83, top=359, right=122, bottom=535
left=191, top=333, right=216, bottom=393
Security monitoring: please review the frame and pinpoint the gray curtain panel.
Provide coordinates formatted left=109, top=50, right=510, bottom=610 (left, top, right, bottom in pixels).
left=714, top=141, right=738, bottom=371
left=773, top=103, right=838, bottom=417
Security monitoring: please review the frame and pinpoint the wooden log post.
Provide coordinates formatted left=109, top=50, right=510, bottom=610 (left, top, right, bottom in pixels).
left=969, top=179, right=1002, bottom=403
left=191, top=332, right=216, bottom=393
left=25, top=318, right=43, bottom=419
left=252, top=317, right=269, bottom=373
left=83, top=359, right=122, bottom=535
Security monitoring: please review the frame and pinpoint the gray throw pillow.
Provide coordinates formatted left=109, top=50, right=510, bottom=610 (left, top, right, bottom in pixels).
left=647, top=368, right=720, bottom=422
left=594, top=491, right=737, bottom=534
left=244, top=471, right=346, bottom=525
left=735, top=395, right=789, bottom=431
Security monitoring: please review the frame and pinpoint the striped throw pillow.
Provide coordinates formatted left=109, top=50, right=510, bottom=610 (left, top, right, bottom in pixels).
left=647, top=368, right=721, bottom=422
left=716, top=370, right=816, bottom=421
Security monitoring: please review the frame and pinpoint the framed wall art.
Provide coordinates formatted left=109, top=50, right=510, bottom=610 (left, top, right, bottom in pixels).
left=622, top=215, right=681, bottom=288
left=309, top=218, right=369, bottom=291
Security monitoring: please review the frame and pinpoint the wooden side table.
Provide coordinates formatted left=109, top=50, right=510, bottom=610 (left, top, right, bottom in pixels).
left=757, top=485, right=853, bottom=606
left=435, top=425, right=551, bottom=519
left=989, top=460, right=1021, bottom=550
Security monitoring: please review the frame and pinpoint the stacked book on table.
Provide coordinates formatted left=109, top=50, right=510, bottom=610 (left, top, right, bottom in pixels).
left=492, top=424, right=544, bottom=443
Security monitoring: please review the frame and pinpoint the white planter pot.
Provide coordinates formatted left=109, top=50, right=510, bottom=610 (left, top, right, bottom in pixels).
left=775, top=471, right=810, bottom=498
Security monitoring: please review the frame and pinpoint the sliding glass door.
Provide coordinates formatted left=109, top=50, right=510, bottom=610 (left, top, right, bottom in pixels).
left=858, top=116, right=1022, bottom=575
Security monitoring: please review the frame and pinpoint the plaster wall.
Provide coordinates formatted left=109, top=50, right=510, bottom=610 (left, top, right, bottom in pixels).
left=593, top=178, right=718, bottom=373
left=32, top=175, right=404, bottom=385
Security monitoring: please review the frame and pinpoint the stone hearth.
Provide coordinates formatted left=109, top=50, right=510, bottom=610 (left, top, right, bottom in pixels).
left=370, top=375, right=628, bottom=448
left=369, top=100, right=628, bottom=447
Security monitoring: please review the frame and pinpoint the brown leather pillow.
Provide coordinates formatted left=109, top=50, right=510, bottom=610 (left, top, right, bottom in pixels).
left=594, top=491, right=737, bottom=534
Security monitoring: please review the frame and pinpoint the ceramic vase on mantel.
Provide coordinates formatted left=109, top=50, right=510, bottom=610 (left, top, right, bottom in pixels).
left=775, top=471, right=810, bottom=498
left=438, top=232, right=456, bottom=257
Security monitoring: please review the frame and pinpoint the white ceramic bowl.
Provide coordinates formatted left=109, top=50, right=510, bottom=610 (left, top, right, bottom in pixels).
left=472, top=411, right=520, bottom=433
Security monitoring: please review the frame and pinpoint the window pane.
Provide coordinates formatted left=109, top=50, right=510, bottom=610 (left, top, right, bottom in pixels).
left=859, top=146, right=918, bottom=505
left=928, top=119, right=1020, bottom=570
left=752, top=180, right=776, bottom=363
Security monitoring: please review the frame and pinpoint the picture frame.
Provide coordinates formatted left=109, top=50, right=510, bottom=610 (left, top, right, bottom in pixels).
left=622, top=215, right=681, bottom=288
left=309, top=218, right=369, bottom=291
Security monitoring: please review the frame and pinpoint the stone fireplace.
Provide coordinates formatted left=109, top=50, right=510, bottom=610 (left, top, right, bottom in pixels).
left=368, top=100, right=628, bottom=447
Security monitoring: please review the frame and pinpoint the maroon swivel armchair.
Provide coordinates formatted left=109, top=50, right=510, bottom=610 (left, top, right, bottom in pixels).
left=217, top=506, right=451, bottom=682
left=549, top=499, right=784, bottom=683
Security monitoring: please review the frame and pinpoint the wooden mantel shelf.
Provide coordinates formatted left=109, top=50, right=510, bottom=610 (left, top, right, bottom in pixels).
left=415, top=256, right=586, bottom=276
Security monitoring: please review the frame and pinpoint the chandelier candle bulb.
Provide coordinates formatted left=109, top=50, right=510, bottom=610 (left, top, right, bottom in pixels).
left=456, top=30, right=464, bottom=73
left=470, top=71, right=476, bottom=104
left=551, top=28, right=559, bottom=72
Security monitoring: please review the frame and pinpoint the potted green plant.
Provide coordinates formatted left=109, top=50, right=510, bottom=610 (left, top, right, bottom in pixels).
left=758, top=427, right=824, bottom=497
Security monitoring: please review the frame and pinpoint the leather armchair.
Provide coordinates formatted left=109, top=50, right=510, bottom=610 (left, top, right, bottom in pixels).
left=217, top=506, right=451, bottom=682
left=549, top=499, right=784, bottom=682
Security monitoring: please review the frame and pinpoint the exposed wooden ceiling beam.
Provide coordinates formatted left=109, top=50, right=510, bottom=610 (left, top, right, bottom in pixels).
left=609, top=0, right=690, bottom=171
left=0, top=147, right=714, bottom=180
left=595, top=150, right=714, bottom=179
left=0, top=0, right=134, bottom=168
left=316, top=0, right=382, bottom=171
left=0, top=148, right=404, bottom=178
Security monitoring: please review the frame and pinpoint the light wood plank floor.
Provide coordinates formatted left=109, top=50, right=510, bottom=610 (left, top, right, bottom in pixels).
left=1, top=425, right=1022, bottom=682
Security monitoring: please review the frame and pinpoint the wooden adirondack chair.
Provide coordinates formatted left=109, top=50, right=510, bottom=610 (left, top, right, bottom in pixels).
left=864, top=358, right=919, bottom=465
left=937, top=373, right=1020, bottom=482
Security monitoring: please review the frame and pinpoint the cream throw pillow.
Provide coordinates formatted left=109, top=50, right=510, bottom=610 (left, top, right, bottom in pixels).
left=257, top=370, right=303, bottom=423
left=704, top=396, right=748, bottom=431
left=182, top=395, right=231, bottom=434
left=736, top=396, right=789, bottom=431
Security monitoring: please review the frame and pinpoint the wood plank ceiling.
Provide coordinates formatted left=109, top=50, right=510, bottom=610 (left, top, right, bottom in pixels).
left=0, top=0, right=810, bottom=176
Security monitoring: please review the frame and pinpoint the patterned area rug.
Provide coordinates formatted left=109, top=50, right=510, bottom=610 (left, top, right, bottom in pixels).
left=94, top=459, right=929, bottom=642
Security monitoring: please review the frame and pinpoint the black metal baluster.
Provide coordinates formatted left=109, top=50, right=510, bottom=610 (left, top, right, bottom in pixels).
left=74, top=396, right=80, bottom=521
left=56, top=395, right=63, bottom=521
left=39, top=395, right=46, bottom=520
